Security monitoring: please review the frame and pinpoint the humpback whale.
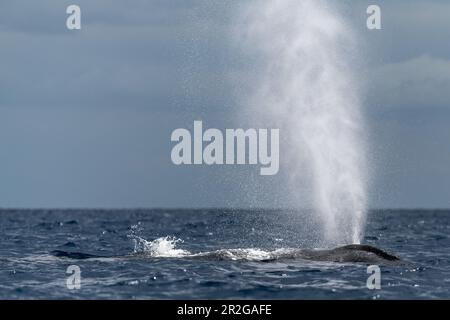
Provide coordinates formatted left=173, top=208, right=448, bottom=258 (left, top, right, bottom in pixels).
left=50, top=244, right=405, bottom=266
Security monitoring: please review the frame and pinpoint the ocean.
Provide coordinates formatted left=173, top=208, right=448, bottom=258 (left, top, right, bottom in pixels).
left=0, top=209, right=448, bottom=299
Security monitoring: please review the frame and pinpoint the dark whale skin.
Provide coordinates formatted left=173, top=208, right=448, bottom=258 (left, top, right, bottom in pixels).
left=292, top=244, right=406, bottom=266
left=50, top=250, right=103, bottom=260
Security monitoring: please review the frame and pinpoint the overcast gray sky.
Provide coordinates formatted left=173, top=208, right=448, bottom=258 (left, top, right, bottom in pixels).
left=0, top=0, right=449, bottom=208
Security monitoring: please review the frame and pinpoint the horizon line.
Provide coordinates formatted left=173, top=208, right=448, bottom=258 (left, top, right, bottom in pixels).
left=0, top=207, right=449, bottom=212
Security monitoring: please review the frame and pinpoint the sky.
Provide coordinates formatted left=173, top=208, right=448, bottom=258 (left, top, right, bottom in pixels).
left=0, top=0, right=449, bottom=209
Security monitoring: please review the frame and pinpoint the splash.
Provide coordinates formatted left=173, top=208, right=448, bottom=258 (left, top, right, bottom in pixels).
left=128, top=233, right=278, bottom=260
left=128, top=224, right=190, bottom=257
left=131, top=236, right=191, bottom=258
left=236, top=0, right=368, bottom=245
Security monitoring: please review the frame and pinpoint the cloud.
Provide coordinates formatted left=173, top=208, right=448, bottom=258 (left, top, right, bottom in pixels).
left=0, top=1, right=238, bottom=111
left=1, top=0, right=450, bottom=208
left=0, top=0, right=196, bottom=34
left=369, top=55, right=450, bottom=109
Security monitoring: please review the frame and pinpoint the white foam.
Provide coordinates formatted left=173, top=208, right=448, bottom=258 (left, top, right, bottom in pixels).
left=131, top=236, right=191, bottom=258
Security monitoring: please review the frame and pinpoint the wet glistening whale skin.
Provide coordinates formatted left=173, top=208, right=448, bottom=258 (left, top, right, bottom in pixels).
left=273, top=244, right=404, bottom=265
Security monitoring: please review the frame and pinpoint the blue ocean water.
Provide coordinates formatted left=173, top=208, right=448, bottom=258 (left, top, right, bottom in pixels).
left=0, top=209, right=448, bottom=299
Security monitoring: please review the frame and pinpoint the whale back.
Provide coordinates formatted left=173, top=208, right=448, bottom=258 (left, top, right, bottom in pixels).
left=296, top=244, right=404, bottom=266
left=336, top=244, right=400, bottom=261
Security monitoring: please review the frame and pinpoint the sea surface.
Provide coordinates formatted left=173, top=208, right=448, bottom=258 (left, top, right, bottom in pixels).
left=0, top=209, right=449, bottom=299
